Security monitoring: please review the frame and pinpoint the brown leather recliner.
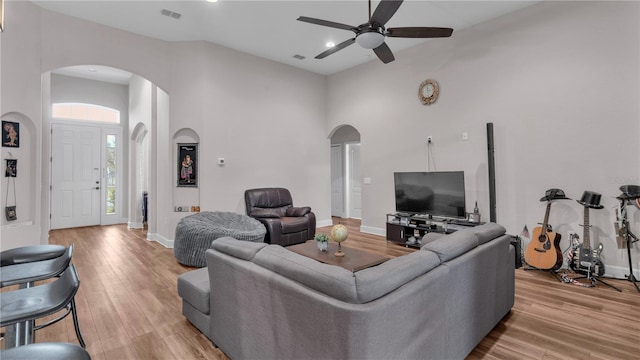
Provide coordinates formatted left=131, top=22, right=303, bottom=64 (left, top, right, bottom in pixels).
left=244, top=188, right=316, bottom=246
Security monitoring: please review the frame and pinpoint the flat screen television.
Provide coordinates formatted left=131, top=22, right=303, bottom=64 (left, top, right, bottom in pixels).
left=394, top=171, right=466, bottom=218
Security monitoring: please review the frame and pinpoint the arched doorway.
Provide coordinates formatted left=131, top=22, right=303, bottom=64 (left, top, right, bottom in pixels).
left=44, top=65, right=165, bottom=235
left=330, top=125, right=361, bottom=219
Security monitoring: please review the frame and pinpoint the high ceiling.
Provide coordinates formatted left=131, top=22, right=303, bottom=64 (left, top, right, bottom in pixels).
left=35, top=0, right=540, bottom=76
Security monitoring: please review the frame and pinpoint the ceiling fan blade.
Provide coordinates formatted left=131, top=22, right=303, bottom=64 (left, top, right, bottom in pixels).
left=297, top=16, right=357, bottom=32
left=373, top=42, right=395, bottom=64
left=386, top=27, right=453, bottom=38
left=370, top=0, right=404, bottom=26
left=315, top=38, right=356, bottom=59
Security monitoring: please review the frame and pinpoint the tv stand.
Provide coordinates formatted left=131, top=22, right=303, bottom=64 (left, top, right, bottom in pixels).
left=386, top=213, right=483, bottom=248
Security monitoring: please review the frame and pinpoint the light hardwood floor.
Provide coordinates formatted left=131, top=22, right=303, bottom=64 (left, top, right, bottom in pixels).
left=2, top=219, right=639, bottom=359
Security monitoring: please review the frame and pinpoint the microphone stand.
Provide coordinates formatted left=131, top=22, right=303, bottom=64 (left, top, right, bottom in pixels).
left=620, top=199, right=640, bottom=293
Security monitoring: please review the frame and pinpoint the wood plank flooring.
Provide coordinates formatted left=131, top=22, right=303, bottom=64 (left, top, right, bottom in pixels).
left=2, top=219, right=639, bottom=359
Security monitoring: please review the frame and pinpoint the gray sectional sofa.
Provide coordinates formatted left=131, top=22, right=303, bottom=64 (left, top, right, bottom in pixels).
left=177, top=223, right=515, bottom=360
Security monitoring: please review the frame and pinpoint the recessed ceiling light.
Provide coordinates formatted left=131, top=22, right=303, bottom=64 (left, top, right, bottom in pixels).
left=88, top=68, right=97, bottom=72
left=206, top=0, right=218, bottom=3
left=326, top=42, right=335, bottom=48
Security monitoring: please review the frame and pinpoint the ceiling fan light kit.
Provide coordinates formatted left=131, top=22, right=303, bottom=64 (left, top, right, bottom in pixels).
left=356, top=32, right=385, bottom=49
left=297, top=0, right=453, bottom=64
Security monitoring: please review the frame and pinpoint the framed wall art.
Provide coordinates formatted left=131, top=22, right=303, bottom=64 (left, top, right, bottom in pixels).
left=5, top=159, right=16, bottom=177
left=2, top=121, right=19, bottom=148
left=177, top=143, right=198, bottom=187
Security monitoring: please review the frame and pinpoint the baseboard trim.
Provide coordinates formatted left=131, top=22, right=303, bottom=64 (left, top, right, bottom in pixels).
left=603, top=264, right=640, bottom=280
left=360, top=225, right=385, bottom=237
left=128, top=222, right=144, bottom=229
left=316, top=219, right=333, bottom=228
left=147, top=232, right=174, bottom=248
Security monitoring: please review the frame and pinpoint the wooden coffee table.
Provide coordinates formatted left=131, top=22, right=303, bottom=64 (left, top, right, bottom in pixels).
left=287, top=240, right=389, bottom=272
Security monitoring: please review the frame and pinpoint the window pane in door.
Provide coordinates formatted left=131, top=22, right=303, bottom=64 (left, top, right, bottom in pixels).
left=106, top=135, right=116, bottom=214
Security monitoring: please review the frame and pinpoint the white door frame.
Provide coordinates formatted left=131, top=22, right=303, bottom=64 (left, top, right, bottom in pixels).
left=330, top=144, right=344, bottom=217
left=345, top=142, right=362, bottom=219
left=50, top=119, right=124, bottom=229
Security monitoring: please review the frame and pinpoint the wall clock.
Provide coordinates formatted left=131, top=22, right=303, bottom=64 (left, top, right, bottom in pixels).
left=418, top=79, right=439, bottom=105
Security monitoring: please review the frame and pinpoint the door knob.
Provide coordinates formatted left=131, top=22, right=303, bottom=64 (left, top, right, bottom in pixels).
left=94, top=187, right=100, bottom=190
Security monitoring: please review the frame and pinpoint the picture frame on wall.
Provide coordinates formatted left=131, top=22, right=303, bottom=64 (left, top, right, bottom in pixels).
left=177, top=143, right=198, bottom=187
left=5, top=159, right=16, bottom=177
left=2, top=121, right=19, bottom=148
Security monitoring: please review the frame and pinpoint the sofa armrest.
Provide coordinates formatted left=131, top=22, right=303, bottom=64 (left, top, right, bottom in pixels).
left=305, top=212, right=316, bottom=239
left=258, top=218, right=282, bottom=244
left=285, top=206, right=311, bottom=217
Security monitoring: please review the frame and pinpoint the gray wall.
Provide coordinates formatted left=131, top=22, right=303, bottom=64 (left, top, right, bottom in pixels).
left=1, top=1, right=637, bottom=279
left=0, top=1, right=329, bottom=249
left=326, top=1, right=639, bottom=277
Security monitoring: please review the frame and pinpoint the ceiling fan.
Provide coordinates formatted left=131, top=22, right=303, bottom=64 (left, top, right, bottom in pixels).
left=297, top=0, right=453, bottom=64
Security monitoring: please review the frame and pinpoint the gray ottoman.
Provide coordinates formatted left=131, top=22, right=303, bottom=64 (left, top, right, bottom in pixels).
left=173, top=211, right=266, bottom=267
left=177, top=268, right=211, bottom=338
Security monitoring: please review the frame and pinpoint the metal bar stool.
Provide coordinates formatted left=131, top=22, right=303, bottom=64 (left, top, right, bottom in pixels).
left=1, top=264, right=85, bottom=349
left=1, top=245, right=75, bottom=348
left=0, top=342, right=91, bottom=360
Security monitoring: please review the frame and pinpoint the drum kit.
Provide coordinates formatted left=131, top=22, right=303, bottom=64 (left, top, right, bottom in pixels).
left=616, top=185, right=640, bottom=293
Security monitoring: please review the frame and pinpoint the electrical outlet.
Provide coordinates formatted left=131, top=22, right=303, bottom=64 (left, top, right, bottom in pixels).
left=427, top=136, right=433, bottom=143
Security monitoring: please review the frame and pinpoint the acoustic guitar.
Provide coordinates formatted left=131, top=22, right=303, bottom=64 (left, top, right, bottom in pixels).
left=524, top=201, right=563, bottom=270
left=569, top=206, right=605, bottom=276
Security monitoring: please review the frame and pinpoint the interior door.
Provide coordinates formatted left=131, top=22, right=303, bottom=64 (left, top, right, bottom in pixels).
left=347, top=143, right=362, bottom=219
left=330, top=145, right=344, bottom=217
left=51, top=124, right=101, bottom=229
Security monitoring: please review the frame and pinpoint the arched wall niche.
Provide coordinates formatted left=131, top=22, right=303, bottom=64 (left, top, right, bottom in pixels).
left=172, top=128, right=200, bottom=213
left=1, top=112, right=38, bottom=229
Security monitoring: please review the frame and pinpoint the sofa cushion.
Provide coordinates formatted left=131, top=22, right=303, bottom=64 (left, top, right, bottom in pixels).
left=355, top=250, right=441, bottom=303
left=472, top=223, right=506, bottom=245
left=422, top=230, right=478, bottom=262
left=280, top=217, right=309, bottom=234
left=253, top=245, right=357, bottom=303
left=177, top=267, right=210, bottom=315
left=212, top=237, right=268, bottom=261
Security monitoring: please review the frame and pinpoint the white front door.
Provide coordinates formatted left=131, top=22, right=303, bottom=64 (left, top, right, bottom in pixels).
left=51, top=124, right=102, bottom=229
left=347, top=143, right=362, bottom=219
left=330, top=145, right=344, bottom=217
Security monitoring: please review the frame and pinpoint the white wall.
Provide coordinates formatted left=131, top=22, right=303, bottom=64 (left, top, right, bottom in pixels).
left=327, top=1, right=640, bottom=277
left=0, top=0, right=43, bottom=247
left=128, top=75, right=153, bottom=230
left=1, top=1, right=329, bottom=249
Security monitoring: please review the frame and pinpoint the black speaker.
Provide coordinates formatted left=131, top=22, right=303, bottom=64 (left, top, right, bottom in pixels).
left=510, top=236, right=523, bottom=269
left=487, top=123, right=496, bottom=223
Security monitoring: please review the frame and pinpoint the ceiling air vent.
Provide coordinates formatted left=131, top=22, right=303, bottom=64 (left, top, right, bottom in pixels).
left=161, top=9, right=182, bottom=20
left=293, top=54, right=306, bottom=60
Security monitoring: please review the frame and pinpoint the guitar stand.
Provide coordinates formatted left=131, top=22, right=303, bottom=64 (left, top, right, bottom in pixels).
left=523, top=265, right=563, bottom=283
left=571, top=273, right=622, bottom=292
